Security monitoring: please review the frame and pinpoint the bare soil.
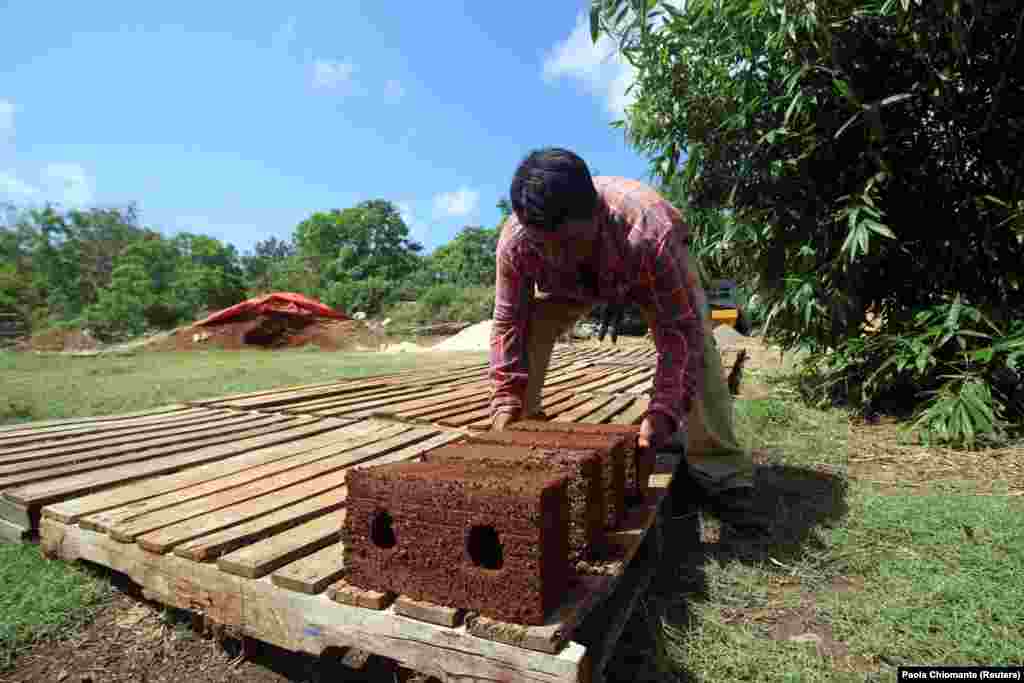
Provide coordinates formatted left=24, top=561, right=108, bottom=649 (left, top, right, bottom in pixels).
left=146, top=316, right=387, bottom=353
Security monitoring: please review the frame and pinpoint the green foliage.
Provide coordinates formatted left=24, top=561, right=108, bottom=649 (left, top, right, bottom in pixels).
left=384, top=284, right=495, bottom=328
left=321, top=276, right=399, bottom=316
left=427, top=226, right=499, bottom=286
left=594, top=0, right=1024, bottom=447
left=242, top=237, right=295, bottom=294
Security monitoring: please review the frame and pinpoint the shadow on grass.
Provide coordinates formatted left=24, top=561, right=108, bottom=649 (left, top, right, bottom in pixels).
left=603, top=461, right=850, bottom=683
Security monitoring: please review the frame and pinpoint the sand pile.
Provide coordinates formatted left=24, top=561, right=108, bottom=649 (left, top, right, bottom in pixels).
left=432, top=320, right=493, bottom=352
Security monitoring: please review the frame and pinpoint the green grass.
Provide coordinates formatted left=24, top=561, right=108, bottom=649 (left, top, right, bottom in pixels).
left=655, top=374, right=1024, bottom=681
left=0, top=544, right=109, bottom=669
left=0, top=348, right=486, bottom=426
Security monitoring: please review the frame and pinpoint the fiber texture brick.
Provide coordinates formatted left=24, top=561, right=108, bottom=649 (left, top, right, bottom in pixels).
left=343, top=457, right=570, bottom=626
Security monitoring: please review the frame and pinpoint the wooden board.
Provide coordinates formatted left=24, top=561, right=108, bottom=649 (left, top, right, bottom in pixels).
left=0, top=407, right=216, bottom=449
left=271, top=542, right=346, bottom=595
left=41, top=417, right=370, bottom=524
left=0, top=404, right=189, bottom=435
left=394, top=597, right=464, bottom=628
left=41, top=519, right=588, bottom=683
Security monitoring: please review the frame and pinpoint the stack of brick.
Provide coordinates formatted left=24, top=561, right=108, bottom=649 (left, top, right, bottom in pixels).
left=343, top=456, right=570, bottom=626
left=508, top=421, right=653, bottom=503
left=424, top=442, right=604, bottom=563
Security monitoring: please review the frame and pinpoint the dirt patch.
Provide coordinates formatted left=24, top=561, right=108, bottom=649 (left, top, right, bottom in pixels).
left=847, top=419, right=1024, bottom=495
left=0, top=585, right=433, bottom=683
left=26, top=327, right=100, bottom=353
left=146, top=315, right=385, bottom=353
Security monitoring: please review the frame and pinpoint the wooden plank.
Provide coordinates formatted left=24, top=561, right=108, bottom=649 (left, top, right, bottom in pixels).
left=552, top=396, right=617, bottom=423
left=0, top=408, right=244, bottom=462
left=328, top=581, right=395, bottom=610
left=114, top=427, right=436, bottom=546
left=575, top=397, right=637, bottom=425
left=0, top=414, right=294, bottom=490
left=0, top=517, right=30, bottom=543
left=608, top=398, right=650, bottom=425
left=271, top=542, right=346, bottom=595
left=218, top=511, right=341, bottom=578
left=0, top=407, right=216, bottom=449
left=592, top=370, right=655, bottom=395
left=44, top=518, right=588, bottom=683
left=3, top=417, right=328, bottom=508
left=173, top=488, right=347, bottom=562
left=0, top=404, right=189, bottom=435
left=394, top=597, right=464, bottom=628
left=312, top=381, right=494, bottom=419
left=41, top=418, right=370, bottom=524
left=81, top=423, right=411, bottom=535
left=567, top=369, right=651, bottom=395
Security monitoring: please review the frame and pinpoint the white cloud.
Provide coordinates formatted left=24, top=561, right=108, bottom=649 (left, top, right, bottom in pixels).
left=0, top=170, right=39, bottom=199
left=433, top=188, right=479, bottom=218
left=0, top=100, right=14, bottom=141
left=42, top=163, right=94, bottom=207
left=384, top=79, right=405, bottom=101
left=312, top=59, right=356, bottom=90
left=542, top=12, right=637, bottom=117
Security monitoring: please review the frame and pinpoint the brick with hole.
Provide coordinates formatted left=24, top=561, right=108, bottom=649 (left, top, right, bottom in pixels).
left=426, top=441, right=604, bottom=563
left=342, top=455, right=570, bottom=625
left=464, top=429, right=628, bottom=528
left=508, top=420, right=652, bottom=503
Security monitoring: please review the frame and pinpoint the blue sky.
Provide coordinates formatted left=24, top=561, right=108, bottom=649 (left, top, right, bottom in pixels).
left=0, top=1, right=653, bottom=255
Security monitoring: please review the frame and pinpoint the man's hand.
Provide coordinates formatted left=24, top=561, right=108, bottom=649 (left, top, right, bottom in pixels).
left=638, top=412, right=674, bottom=452
left=492, top=412, right=517, bottom=431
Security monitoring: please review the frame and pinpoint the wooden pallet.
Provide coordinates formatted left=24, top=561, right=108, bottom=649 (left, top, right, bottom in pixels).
left=40, top=456, right=672, bottom=683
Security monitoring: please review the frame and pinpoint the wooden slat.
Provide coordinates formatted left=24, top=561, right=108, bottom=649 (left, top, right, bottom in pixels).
left=0, top=407, right=215, bottom=449
left=112, top=426, right=434, bottom=545
left=41, top=418, right=369, bottom=524
left=217, top=509, right=342, bottom=578
left=394, top=597, right=464, bottom=628
left=552, top=395, right=617, bottom=423
left=0, top=414, right=294, bottom=490
left=608, top=398, right=650, bottom=425
left=0, top=409, right=245, bottom=462
left=592, top=369, right=655, bottom=395
left=0, top=404, right=189, bottom=435
left=3, top=417, right=330, bottom=509
left=577, top=396, right=638, bottom=425
left=82, top=424, right=412, bottom=535
left=42, top=519, right=588, bottom=683
left=271, top=542, right=346, bottom=594
left=172, top=488, right=347, bottom=562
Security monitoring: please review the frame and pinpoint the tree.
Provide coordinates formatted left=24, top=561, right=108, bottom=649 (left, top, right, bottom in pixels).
left=295, top=201, right=423, bottom=288
left=593, top=0, right=1024, bottom=446
left=242, top=237, right=295, bottom=293
left=429, top=226, right=500, bottom=286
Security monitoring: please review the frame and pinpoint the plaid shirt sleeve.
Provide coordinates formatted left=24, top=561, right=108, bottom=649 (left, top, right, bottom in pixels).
left=642, top=225, right=704, bottom=433
left=489, top=238, right=532, bottom=420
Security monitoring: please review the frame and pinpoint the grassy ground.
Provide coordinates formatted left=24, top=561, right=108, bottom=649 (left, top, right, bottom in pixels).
left=2, top=347, right=1022, bottom=679
left=645, top=366, right=1024, bottom=681
left=0, top=348, right=486, bottom=426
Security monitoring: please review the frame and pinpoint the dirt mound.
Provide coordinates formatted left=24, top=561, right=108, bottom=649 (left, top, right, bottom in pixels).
left=27, top=327, right=100, bottom=352
left=433, top=320, right=493, bottom=352
left=150, top=315, right=383, bottom=352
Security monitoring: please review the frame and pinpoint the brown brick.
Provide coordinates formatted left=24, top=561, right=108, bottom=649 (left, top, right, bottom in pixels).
left=342, top=458, right=570, bottom=626
left=508, top=421, right=652, bottom=502
left=429, top=441, right=604, bottom=562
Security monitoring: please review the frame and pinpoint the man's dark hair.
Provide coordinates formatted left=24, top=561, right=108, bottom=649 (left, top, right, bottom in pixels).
left=510, top=147, right=598, bottom=232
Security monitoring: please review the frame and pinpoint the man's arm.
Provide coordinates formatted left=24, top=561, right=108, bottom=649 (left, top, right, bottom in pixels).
left=489, top=245, right=534, bottom=425
left=644, top=228, right=704, bottom=435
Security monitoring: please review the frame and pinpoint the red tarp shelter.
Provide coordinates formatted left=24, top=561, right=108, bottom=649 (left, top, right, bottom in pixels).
left=194, top=293, right=349, bottom=327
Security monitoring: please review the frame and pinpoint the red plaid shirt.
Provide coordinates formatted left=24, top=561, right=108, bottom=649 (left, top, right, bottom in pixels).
left=489, top=176, right=704, bottom=431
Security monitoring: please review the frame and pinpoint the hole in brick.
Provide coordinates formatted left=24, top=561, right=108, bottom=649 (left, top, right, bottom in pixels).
left=467, top=525, right=503, bottom=570
left=370, top=510, right=396, bottom=549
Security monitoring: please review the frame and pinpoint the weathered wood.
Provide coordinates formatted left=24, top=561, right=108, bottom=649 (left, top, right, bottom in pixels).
left=577, top=397, right=637, bottom=425
left=4, top=417, right=330, bottom=509
left=327, top=580, right=395, bottom=610
left=0, top=404, right=189, bottom=435
left=608, top=399, right=650, bottom=426
left=0, top=517, right=30, bottom=543
left=41, top=418, right=369, bottom=524
left=271, top=542, right=346, bottom=594
left=217, top=512, right=342, bottom=578
left=0, top=407, right=215, bottom=449
left=43, top=520, right=589, bottom=682
left=176, top=487, right=349, bottom=562
left=126, top=428, right=439, bottom=550
left=82, top=423, right=410, bottom=535
left=0, top=409, right=247, bottom=463
left=0, top=414, right=298, bottom=490
left=394, top=597, right=465, bottom=628
left=552, top=396, right=617, bottom=424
